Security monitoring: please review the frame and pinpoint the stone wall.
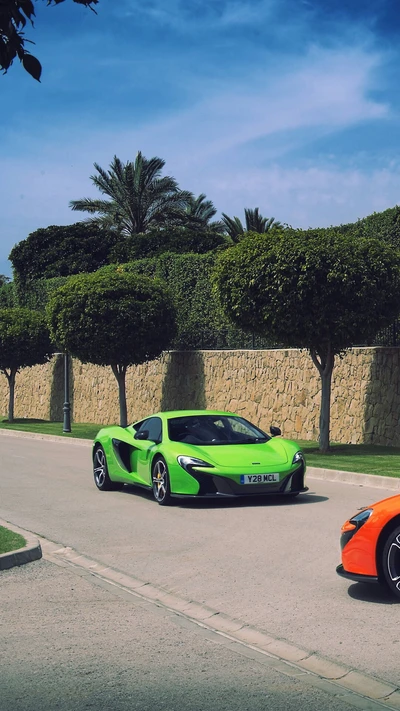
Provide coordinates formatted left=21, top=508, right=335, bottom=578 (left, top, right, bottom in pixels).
left=0, top=347, right=399, bottom=445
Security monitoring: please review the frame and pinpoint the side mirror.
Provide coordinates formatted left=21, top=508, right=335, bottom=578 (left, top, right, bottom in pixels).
left=134, top=430, right=149, bottom=441
left=270, top=426, right=281, bottom=437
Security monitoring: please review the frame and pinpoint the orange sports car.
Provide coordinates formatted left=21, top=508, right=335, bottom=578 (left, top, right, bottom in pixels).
left=337, top=492, right=400, bottom=598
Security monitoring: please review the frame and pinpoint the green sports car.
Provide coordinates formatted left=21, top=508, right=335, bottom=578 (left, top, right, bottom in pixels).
left=92, top=409, right=307, bottom=505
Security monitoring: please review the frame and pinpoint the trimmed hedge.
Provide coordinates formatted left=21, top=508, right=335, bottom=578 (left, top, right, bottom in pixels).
left=109, top=228, right=229, bottom=262
left=9, top=222, right=120, bottom=283
left=336, top=205, right=400, bottom=248
left=9, top=206, right=400, bottom=349
left=97, top=253, right=274, bottom=350
left=15, top=276, right=68, bottom=311
left=0, top=281, right=17, bottom=308
left=9, top=252, right=264, bottom=349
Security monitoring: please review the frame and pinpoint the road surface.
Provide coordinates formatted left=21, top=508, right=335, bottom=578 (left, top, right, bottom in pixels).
left=1, top=433, right=399, bottom=690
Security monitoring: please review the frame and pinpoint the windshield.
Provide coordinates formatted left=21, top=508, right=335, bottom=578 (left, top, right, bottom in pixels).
left=168, top=415, right=270, bottom=445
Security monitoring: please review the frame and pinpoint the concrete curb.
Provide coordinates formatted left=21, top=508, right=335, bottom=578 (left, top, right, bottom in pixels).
left=40, top=537, right=400, bottom=709
left=307, top=466, right=400, bottom=491
left=0, top=519, right=42, bottom=571
left=0, top=428, right=91, bottom=446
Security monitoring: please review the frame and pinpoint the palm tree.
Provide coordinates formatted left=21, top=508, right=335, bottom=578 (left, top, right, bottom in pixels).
left=70, top=153, right=193, bottom=236
left=183, top=194, right=223, bottom=232
left=221, top=208, right=282, bottom=242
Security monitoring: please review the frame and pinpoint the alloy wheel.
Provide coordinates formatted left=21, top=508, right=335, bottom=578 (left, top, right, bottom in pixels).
left=384, top=528, right=400, bottom=598
left=94, top=447, right=107, bottom=488
left=152, top=458, right=171, bottom=505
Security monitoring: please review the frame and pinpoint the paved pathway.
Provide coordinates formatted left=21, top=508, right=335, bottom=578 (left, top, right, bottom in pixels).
left=2, top=558, right=396, bottom=711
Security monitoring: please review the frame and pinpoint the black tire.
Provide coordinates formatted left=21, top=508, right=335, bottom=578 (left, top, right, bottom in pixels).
left=93, top=445, right=121, bottom=491
left=152, top=456, right=172, bottom=506
left=382, top=525, right=400, bottom=599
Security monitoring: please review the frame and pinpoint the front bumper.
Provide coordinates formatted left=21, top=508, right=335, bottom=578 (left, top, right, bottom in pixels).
left=182, top=463, right=307, bottom=497
left=336, top=564, right=379, bottom=585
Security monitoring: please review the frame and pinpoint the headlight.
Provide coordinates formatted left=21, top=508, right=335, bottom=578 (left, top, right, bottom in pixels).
left=340, top=508, right=373, bottom=550
left=292, top=451, right=304, bottom=464
left=349, top=508, right=373, bottom=530
left=177, top=456, right=214, bottom=472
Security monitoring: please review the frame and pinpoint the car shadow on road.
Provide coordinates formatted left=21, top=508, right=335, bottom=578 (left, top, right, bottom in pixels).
left=120, top=487, right=328, bottom=509
left=347, top=582, right=400, bottom=605
left=173, top=492, right=329, bottom=509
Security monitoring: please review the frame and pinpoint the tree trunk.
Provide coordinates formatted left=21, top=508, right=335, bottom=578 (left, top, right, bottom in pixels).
left=319, top=367, right=333, bottom=453
left=310, top=346, right=335, bottom=453
left=4, top=368, right=17, bottom=423
left=111, top=364, right=128, bottom=427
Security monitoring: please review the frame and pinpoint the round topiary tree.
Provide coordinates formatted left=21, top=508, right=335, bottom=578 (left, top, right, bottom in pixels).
left=0, top=308, right=54, bottom=421
left=213, top=229, right=400, bottom=452
left=46, top=270, right=177, bottom=426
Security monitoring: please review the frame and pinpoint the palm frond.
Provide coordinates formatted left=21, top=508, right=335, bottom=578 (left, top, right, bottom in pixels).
left=221, top=213, right=245, bottom=241
left=187, top=194, right=218, bottom=224
left=70, top=198, right=113, bottom=214
left=244, top=208, right=282, bottom=233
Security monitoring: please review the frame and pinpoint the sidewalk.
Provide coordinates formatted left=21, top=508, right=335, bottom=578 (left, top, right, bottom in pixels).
left=2, top=550, right=398, bottom=711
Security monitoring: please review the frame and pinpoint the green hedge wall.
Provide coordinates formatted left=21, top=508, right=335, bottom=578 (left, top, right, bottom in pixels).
left=336, top=205, right=400, bottom=248
left=109, top=228, right=229, bottom=262
left=9, top=222, right=120, bottom=283
left=97, top=252, right=274, bottom=350
left=9, top=252, right=265, bottom=349
left=0, top=281, right=17, bottom=308
left=10, top=206, right=400, bottom=348
left=15, top=276, right=68, bottom=311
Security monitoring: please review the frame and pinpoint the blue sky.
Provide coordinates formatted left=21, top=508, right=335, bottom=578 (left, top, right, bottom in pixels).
left=2, top=0, right=400, bottom=276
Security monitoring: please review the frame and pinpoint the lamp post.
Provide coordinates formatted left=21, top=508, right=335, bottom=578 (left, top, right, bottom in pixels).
left=63, top=352, right=71, bottom=433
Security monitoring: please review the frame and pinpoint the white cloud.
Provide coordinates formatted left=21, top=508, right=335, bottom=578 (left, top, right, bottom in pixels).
left=0, top=43, right=391, bottom=274
left=207, top=164, right=400, bottom=226
left=94, top=45, right=386, bottom=173
left=120, top=0, right=278, bottom=31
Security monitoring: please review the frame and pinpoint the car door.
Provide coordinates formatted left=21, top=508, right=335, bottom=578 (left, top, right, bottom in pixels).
left=131, top=417, right=163, bottom=486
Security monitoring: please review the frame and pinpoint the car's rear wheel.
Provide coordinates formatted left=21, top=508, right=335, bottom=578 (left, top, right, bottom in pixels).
left=93, top=445, right=121, bottom=491
left=382, top=525, right=400, bottom=599
left=152, top=456, right=172, bottom=506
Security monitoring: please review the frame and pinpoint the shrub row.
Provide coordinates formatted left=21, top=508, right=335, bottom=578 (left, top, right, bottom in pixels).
left=13, top=251, right=272, bottom=349
left=98, top=253, right=276, bottom=350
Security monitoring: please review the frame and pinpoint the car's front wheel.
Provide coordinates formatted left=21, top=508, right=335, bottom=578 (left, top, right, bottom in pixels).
left=152, top=457, right=172, bottom=506
left=382, top=525, right=400, bottom=599
left=93, top=445, right=121, bottom=491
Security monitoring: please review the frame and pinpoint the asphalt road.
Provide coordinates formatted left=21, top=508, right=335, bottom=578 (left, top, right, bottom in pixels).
left=1, top=433, right=399, bottom=690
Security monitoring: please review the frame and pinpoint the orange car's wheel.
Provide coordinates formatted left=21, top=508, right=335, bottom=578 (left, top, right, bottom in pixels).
left=382, top=525, right=400, bottom=599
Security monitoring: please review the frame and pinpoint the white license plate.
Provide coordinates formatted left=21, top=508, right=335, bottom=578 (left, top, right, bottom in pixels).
left=240, top=473, right=280, bottom=484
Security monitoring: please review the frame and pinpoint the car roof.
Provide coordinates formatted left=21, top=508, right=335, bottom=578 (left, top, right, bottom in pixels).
left=146, top=410, right=236, bottom=419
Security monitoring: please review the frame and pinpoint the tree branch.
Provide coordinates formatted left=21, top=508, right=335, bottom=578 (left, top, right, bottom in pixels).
left=0, top=1, right=99, bottom=78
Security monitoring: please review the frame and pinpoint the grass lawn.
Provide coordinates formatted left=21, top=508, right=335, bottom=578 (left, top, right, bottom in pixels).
left=300, top=441, right=400, bottom=478
left=0, top=418, right=100, bottom=440
left=0, top=526, right=26, bottom=555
